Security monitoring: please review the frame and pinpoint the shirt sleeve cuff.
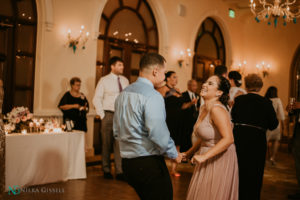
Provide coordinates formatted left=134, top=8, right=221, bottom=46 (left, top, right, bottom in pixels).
left=100, top=113, right=105, bottom=120
left=166, top=150, right=178, bottom=159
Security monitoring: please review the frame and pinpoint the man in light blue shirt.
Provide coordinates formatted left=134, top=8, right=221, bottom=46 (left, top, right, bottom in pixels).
left=113, top=53, right=181, bottom=200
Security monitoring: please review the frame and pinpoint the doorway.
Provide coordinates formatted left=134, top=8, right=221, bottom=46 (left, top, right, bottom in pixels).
left=94, top=0, right=159, bottom=154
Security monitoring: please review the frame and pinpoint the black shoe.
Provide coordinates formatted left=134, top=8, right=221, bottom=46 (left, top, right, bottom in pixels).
left=116, top=173, right=126, bottom=181
left=103, top=172, right=113, bottom=179
left=288, top=193, right=300, bottom=199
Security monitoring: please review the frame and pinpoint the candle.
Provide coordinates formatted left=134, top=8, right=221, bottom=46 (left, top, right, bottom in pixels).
left=21, top=129, right=27, bottom=134
left=36, top=122, right=40, bottom=132
left=29, top=122, right=34, bottom=133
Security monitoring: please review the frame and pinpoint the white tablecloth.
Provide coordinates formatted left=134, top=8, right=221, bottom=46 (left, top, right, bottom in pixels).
left=5, top=131, right=87, bottom=191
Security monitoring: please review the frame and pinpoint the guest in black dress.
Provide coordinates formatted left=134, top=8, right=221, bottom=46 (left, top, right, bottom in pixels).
left=231, top=73, right=278, bottom=200
left=58, top=77, right=89, bottom=132
left=157, top=71, right=183, bottom=176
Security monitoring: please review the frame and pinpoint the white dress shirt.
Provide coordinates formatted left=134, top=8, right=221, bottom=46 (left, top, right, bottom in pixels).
left=188, top=90, right=199, bottom=109
left=93, top=72, right=129, bottom=119
left=187, top=90, right=195, bottom=100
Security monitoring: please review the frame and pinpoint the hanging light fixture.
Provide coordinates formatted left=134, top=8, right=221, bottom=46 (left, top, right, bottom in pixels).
left=249, top=0, right=300, bottom=27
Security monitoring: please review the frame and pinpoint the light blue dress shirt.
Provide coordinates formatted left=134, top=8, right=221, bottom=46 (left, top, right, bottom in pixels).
left=113, top=77, right=178, bottom=159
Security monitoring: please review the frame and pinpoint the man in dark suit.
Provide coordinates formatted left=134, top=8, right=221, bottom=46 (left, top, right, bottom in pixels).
left=180, top=79, right=200, bottom=152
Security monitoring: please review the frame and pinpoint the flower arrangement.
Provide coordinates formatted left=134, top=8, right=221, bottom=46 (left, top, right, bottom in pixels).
left=4, top=107, right=33, bottom=133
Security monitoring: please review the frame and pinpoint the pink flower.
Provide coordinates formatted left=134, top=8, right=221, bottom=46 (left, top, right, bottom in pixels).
left=27, top=113, right=33, bottom=119
left=21, top=116, right=27, bottom=122
left=15, top=118, right=21, bottom=124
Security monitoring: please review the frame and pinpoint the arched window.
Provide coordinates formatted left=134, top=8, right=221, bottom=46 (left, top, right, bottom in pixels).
left=0, top=0, right=37, bottom=113
left=96, top=0, right=158, bottom=83
left=93, top=0, right=158, bottom=155
left=192, top=18, right=225, bottom=84
left=290, top=45, right=300, bottom=101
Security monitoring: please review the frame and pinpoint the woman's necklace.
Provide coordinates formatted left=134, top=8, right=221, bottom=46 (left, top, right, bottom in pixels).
left=165, top=84, right=173, bottom=89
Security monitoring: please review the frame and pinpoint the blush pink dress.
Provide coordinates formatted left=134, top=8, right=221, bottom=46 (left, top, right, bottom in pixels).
left=186, top=104, right=239, bottom=200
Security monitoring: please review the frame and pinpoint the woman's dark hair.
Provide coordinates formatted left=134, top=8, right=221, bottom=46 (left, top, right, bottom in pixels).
left=228, top=71, right=242, bottom=87
left=214, top=65, right=228, bottom=77
left=165, top=71, right=176, bottom=82
left=216, top=75, right=231, bottom=109
left=70, top=77, right=81, bottom=86
left=265, top=86, right=278, bottom=99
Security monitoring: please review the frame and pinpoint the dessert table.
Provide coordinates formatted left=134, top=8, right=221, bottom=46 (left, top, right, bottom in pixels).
left=5, top=131, right=87, bottom=191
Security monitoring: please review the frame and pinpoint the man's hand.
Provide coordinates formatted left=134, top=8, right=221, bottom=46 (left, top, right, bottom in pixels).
left=191, top=98, right=198, bottom=105
left=173, top=153, right=182, bottom=164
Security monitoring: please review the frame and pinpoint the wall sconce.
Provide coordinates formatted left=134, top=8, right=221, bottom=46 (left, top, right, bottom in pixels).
left=256, top=61, right=271, bottom=78
left=237, top=60, right=247, bottom=75
left=178, top=49, right=193, bottom=67
left=67, top=25, right=89, bottom=53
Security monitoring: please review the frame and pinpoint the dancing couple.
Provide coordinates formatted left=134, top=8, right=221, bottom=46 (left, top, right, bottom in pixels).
left=113, top=53, right=277, bottom=200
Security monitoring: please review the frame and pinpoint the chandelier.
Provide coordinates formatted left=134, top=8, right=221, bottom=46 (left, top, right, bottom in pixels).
left=249, top=0, right=300, bottom=27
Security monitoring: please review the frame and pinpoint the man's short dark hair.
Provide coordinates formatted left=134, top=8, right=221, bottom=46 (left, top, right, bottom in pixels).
left=214, top=65, right=228, bottom=76
left=109, top=56, right=123, bottom=67
left=70, top=77, right=81, bottom=86
left=139, top=53, right=166, bottom=71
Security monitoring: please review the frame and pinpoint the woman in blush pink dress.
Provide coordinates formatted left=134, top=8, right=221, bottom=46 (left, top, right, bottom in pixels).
left=184, top=75, right=239, bottom=200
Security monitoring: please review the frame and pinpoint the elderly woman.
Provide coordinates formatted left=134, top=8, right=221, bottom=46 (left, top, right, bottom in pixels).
left=231, top=74, right=278, bottom=200
left=58, top=77, right=89, bottom=132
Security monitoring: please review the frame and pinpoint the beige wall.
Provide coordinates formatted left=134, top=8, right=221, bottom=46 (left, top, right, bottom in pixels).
left=34, top=0, right=300, bottom=156
left=34, top=0, right=106, bottom=156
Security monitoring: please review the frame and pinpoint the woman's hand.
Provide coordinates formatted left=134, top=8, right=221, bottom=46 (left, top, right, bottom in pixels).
left=191, top=98, right=198, bottom=105
left=191, top=154, right=208, bottom=164
left=73, top=104, right=80, bottom=109
left=181, top=152, right=188, bottom=162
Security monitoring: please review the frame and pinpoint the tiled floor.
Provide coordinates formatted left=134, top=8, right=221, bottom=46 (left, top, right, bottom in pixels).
left=3, top=145, right=299, bottom=200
